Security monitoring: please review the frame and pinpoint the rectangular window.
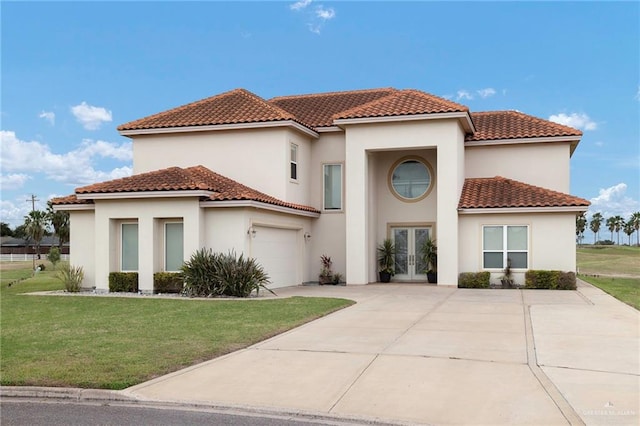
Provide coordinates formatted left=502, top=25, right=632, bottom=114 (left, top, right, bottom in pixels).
left=323, top=164, right=342, bottom=210
left=483, top=225, right=528, bottom=269
left=121, top=223, right=138, bottom=271
left=290, top=143, right=298, bottom=180
left=165, top=222, right=184, bottom=271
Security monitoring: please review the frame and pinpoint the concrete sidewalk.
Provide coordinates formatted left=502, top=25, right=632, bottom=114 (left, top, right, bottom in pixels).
left=124, top=281, right=639, bottom=425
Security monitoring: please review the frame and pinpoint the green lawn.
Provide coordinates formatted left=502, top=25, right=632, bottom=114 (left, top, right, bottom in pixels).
left=0, top=266, right=354, bottom=389
left=579, top=276, right=639, bottom=310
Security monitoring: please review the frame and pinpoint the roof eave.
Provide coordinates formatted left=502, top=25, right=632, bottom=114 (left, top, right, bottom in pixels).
left=76, top=190, right=215, bottom=200
left=465, top=135, right=581, bottom=147
left=333, top=111, right=475, bottom=133
left=52, top=204, right=95, bottom=211
left=458, top=205, right=589, bottom=214
left=200, top=199, right=321, bottom=218
left=118, top=120, right=319, bottom=139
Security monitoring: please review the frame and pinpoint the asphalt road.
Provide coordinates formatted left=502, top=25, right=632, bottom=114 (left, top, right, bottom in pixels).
left=0, top=400, right=369, bottom=426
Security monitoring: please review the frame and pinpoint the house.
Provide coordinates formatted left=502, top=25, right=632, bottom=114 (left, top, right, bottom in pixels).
left=52, top=87, right=589, bottom=292
left=1, top=235, right=70, bottom=258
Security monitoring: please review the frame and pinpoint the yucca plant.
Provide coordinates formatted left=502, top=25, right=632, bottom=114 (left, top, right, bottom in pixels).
left=215, top=251, right=274, bottom=297
left=181, top=248, right=220, bottom=297
left=56, top=262, right=84, bottom=292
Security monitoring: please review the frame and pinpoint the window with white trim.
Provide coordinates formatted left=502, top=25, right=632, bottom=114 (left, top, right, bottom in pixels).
left=165, top=222, right=184, bottom=272
left=323, top=164, right=342, bottom=210
left=121, top=223, right=139, bottom=271
left=483, top=225, right=528, bottom=269
left=290, top=143, right=298, bottom=180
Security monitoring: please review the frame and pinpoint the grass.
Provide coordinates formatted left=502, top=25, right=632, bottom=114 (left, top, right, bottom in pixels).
left=576, top=245, right=639, bottom=310
left=0, top=264, right=354, bottom=389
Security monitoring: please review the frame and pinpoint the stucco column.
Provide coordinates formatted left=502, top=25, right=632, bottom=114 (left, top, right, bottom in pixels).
left=93, top=209, right=110, bottom=292
left=138, top=216, right=154, bottom=294
left=436, top=138, right=460, bottom=285
left=345, top=145, right=368, bottom=284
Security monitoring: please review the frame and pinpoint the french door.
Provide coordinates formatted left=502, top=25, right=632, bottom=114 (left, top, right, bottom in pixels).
left=391, top=226, right=431, bottom=281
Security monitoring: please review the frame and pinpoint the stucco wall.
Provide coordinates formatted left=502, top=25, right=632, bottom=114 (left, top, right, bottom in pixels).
left=69, top=210, right=95, bottom=289
left=465, top=143, right=571, bottom=192
left=458, top=212, right=578, bottom=286
left=131, top=127, right=313, bottom=205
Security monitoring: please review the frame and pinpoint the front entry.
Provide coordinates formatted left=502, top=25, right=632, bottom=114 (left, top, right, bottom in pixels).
left=392, top=226, right=432, bottom=281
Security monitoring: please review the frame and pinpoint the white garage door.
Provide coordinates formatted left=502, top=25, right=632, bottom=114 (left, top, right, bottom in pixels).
left=251, top=227, right=299, bottom=289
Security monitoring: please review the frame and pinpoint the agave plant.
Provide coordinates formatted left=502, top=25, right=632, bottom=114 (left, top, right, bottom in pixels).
left=56, top=262, right=84, bottom=292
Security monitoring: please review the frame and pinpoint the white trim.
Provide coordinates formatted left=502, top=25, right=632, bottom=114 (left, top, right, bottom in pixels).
left=482, top=225, right=529, bottom=270
left=459, top=206, right=589, bottom=214
left=333, top=111, right=475, bottom=133
left=200, top=199, right=320, bottom=218
left=465, top=135, right=579, bottom=147
left=119, top=120, right=319, bottom=138
left=290, top=142, right=298, bottom=182
left=52, top=204, right=95, bottom=211
left=76, top=190, right=214, bottom=200
left=322, top=163, right=343, bottom=212
left=316, top=126, right=342, bottom=133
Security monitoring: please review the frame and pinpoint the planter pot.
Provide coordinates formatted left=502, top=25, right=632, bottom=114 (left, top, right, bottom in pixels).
left=319, top=276, right=332, bottom=285
left=427, top=272, right=437, bottom=284
left=379, top=271, right=392, bottom=283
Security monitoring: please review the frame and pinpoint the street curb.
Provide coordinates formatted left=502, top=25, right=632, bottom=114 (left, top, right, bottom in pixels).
left=1, top=386, right=136, bottom=402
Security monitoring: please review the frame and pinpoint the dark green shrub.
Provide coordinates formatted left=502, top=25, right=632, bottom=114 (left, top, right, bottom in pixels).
left=154, top=272, right=184, bottom=293
left=57, top=262, right=84, bottom=292
left=215, top=251, right=274, bottom=297
left=595, top=240, right=615, bottom=245
left=181, top=248, right=220, bottom=297
left=525, top=270, right=575, bottom=290
left=47, top=247, right=61, bottom=268
left=109, top=272, right=139, bottom=292
left=458, top=272, right=490, bottom=288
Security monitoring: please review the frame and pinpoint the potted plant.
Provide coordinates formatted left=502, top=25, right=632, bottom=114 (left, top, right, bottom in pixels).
left=332, top=272, right=344, bottom=285
left=420, top=237, right=437, bottom=284
left=377, top=238, right=395, bottom=283
left=319, top=254, right=334, bottom=285
left=500, top=258, right=515, bottom=288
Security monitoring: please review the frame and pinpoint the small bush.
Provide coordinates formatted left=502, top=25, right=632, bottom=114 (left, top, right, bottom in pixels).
left=57, top=262, right=84, bottom=292
left=37, top=263, right=46, bottom=271
left=595, top=240, right=615, bottom=246
left=47, top=247, right=61, bottom=268
left=181, top=248, right=219, bottom=297
left=154, top=272, right=184, bottom=293
left=109, top=272, right=139, bottom=292
left=458, top=271, right=490, bottom=288
left=525, top=270, right=576, bottom=290
left=215, top=251, right=274, bottom=297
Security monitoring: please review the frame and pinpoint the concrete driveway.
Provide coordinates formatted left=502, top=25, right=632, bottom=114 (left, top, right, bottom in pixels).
left=125, top=281, right=639, bottom=425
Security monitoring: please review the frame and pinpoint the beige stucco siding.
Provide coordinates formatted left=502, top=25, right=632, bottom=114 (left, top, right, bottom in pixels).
left=465, top=143, right=571, bottom=193
left=458, top=212, right=578, bottom=286
left=69, top=210, right=95, bottom=289
left=132, top=127, right=313, bottom=205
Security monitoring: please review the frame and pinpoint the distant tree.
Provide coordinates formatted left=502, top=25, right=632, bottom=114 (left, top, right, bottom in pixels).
left=589, top=212, right=603, bottom=244
left=612, top=215, right=625, bottom=245
left=623, top=222, right=634, bottom=245
left=0, top=222, right=13, bottom=237
left=630, top=212, right=640, bottom=246
left=12, top=224, right=27, bottom=239
left=24, top=210, right=48, bottom=259
left=606, top=216, right=616, bottom=242
left=47, top=201, right=70, bottom=249
left=576, top=212, right=587, bottom=246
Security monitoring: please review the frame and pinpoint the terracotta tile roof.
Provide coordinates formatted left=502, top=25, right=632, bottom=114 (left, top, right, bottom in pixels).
left=269, top=88, right=398, bottom=128
left=50, top=194, right=93, bottom=205
left=59, top=166, right=319, bottom=213
left=117, top=89, right=302, bottom=131
left=334, top=89, right=468, bottom=120
left=459, top=176, right=590, bottom=209
left=468, top=111, right=582, bottom=141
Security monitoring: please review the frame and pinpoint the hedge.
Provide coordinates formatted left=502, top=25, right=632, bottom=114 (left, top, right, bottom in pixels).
left=153, top=272, right=184, bottom=294
left=525, top=270, right=576, bottom=290
left=108, top=272, right=139, bottom=292
left=458, top=271, right=490, bottom=288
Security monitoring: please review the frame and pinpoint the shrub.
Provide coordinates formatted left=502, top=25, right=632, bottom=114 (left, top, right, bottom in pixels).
left=47, top=247, right=61, bottom=268
left=109, top=272, right=139, bottom=292
left=57, top=262, right=84, bottom=292
left=37, top=263, right=46, bottom=271
left=214, top=251, right=274, bottom=297
left=595, top=240, right=615, bottom=246
left=181, top=248, right=219, bottom=297
left=458, top=272, right=490, bottom=288
left=153, top=272, right=184, bottom=294
left=525, top=270, right=576, bottom=290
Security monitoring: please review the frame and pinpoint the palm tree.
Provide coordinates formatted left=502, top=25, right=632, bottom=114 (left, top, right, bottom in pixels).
left=606, top=216, right=616, bottom=242
left=630, top=212, right=640, bottom=246
left=612, top=215, right=625, bottom=245
left=623, top=222, right=634, bottom=245
left=590, top=212, right=603, bottom=244
left=24, top=210, right=48, bottom=259
left=575, top=212, right=587, bottom=246
left=47, top=201, right=70, bottom=250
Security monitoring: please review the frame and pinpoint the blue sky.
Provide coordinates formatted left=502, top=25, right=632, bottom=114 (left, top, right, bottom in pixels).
left=2, top=1, right=639, bottom=232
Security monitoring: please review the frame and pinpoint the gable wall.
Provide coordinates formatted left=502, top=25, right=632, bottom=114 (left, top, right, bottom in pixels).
left=465, top=143, right=571, bottom=192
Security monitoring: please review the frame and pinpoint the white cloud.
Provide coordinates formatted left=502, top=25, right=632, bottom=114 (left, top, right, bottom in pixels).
left=0, top=130, right=132, bottom=187
left=0, top=199, right=31, bottom=228
left=589, top=183, right=640, bottom=218
left=290, top=0, right=312, bottom=10
left=456, top=90, right=473, bottom=101
left=548, top=112, right=597, bottom=131
left=0, top=173, right=31, bottom=190
left=477, top=88, right=496, bottom=98
left=70, top=101, right=112, bottom=130
left=38, top=111, right=55, bottom=125
left=636, top=86, right=640, bottom=101
left=315, top=5, right=335, bottom=20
